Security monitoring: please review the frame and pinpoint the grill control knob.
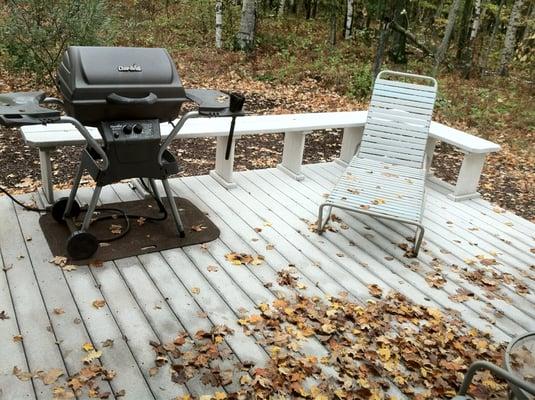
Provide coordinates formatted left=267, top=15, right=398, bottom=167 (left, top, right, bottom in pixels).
left=133, top=124, right=143, bottom=134
left=122, top=125, right=132, bottom=135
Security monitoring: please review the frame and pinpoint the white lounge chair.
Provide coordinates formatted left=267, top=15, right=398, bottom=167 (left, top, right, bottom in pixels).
left=317, top=70, right=438, bottom=256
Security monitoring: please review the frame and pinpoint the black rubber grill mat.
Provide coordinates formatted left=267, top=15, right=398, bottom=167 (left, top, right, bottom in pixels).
left=39, top=197, right=219, bottom=265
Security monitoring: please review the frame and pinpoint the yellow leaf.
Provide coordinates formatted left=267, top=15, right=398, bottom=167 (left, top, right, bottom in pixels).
left=427, top=307, right=442, bottom=320
left=378, top=346, right=391, bottom=361
left=82, top=350, right=102, bottom=363
left=82, top=342, right=94, bottom=352
left=214, top=392, right=227, bottom=400
left=191, top=287, right=200, bottom=295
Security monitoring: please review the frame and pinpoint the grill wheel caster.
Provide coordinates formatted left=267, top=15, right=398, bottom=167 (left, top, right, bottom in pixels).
left=67, top=231, right=98, bottom=260
left=52, top=197, right=81, bottom=223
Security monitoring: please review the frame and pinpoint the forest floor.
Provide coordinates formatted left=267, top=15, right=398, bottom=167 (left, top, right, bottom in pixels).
left=0, top=46, right=534, bottom=221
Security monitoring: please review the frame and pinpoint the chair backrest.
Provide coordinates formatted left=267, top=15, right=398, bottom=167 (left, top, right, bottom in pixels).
left=357, top=70, right=438, bottom=169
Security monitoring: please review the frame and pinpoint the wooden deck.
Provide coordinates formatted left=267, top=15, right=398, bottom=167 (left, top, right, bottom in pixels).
left=1, top=162, right=534, bottom=399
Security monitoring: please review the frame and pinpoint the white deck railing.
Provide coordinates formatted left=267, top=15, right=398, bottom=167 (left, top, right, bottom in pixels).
left=21, top=111, right=500, bottom=203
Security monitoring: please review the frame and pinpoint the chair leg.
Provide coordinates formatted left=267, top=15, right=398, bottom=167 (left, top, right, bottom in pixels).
left=317, top=204, right=332, bottom=235
left=413, top=224, right=425, bottom=255
left=161, top=178, right=185, bottom=238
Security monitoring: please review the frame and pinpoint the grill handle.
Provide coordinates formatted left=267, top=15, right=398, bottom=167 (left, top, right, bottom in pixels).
left=106, top=92, right=158, bottom=105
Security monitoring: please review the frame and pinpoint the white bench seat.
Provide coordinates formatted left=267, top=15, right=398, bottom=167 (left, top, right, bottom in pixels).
left=20, top=111, right=500, bottom=203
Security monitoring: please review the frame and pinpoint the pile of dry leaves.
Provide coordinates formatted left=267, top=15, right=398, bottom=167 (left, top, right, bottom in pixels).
left=13, top=342, right=121, bottom=399
left=150, top=291, right=508, bottom=399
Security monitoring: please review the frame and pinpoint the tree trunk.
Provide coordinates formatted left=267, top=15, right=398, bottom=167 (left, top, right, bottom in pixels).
left=499, top=0, right=525, bottom=75
left=456, top=0, right=474, bottom=62
left=479, top=0, right=504, bottom=72
left=433, top=0, right=462, bottom=75
left=344, top=0, right=354, bottom=39
left=461, top=0, right=483, bottom=77
left=389, top=0, right=408, bottom=64
left=236, top=0, right=256, bottom=51
left=373, top=20, right=391, bottom=81
left=470, top=0, right=483, bottom=41
left=329, top=10, right=337, bottom=46
left=521, top=2, right=534, bottom=42
left=305, top=0, right=312, bottom=19
left=215, top=0, right=223, bottom=49
left=278, top=0, right=285, bottom=16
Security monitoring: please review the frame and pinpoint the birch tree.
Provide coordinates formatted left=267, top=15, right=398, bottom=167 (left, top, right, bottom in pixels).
left=278, top=0, right=285, bottom=17
left=470, top=0, right=483, bottom=41
left=499, top=0, right=525, bottom=75
left=344, top=0, right=354, bottom=39
left=433, top=0, right=462, bottom=75
left=460, top=0, right=485, bottom=78
left=236, top=0, right=256, bottom=52
left=215, top=0, right=223, bottom=49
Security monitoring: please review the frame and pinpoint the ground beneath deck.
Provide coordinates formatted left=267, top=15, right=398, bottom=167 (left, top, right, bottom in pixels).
left=1, top=162, right=534, bottom=399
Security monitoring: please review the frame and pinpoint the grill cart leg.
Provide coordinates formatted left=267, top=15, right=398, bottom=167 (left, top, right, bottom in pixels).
left=148, top=179, right=161, bottom=202
left=161, top=178, right=185, bottom=238
left=63, top=163, right=85, bottom=219
left=81, top=185, right=103, bottom=231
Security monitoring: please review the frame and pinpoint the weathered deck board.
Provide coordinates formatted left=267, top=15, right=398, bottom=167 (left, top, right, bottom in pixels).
left=0, top=196, right=72, bottom=400
left=1, top=162, right=534, bottom=399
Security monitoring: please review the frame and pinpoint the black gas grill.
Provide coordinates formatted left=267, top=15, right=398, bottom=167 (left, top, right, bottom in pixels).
left=57, top=46, right=188, bottom=124
left=0, top=46, right=245, bottom=260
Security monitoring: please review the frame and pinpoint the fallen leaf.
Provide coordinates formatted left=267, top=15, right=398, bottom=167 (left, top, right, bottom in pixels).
left=82, top=342, right=94, bottom=352
left=92, top=299, right=106, bottom=309
left=191, top=224, right=207, bottom=232
left=13, top=366, right=32, bottom=381
left=367, top=284, right=383, bottom=298
left=53, top=308, right=65, bottom=315
left=191, top=287, right=200, bottom=294
left=41, top=368, right=64, bottom=385
left=82, top=350, right=102, bottom=363
left=89, top=260, right=104, bottom=268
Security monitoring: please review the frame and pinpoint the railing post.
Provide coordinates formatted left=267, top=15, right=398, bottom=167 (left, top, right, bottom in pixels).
left=425, top=137, right=438, bottom=176
left=209, top=135, right=237, bottom=188
left=448, top=152, right=486, bottom=201
left=277, top=131, right=307, bottom=180
left=39, top=147, right=55, bottom=204
left=336, top=126, right=364, bottom=166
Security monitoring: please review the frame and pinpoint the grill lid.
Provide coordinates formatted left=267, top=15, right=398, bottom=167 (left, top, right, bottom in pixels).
left=57, top=46, right=187, bottom=124
left=79, top=47, right=175, bottom=85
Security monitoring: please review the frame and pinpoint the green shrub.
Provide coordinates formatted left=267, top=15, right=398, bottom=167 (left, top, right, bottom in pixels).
left=0, top=0, right=113, bottom=85
left=347, top=63, right=373, bottom=99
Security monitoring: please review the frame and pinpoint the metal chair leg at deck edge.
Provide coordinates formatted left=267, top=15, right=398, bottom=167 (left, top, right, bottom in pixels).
left=317, top=203, right=333, bottom=234
left=413, top=224, right=425, bottom=256
left=161, top=178, right=185, bottom=238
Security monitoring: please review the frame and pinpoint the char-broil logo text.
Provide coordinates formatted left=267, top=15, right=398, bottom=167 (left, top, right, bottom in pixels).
left=117, top=64, right=142, bottom=72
